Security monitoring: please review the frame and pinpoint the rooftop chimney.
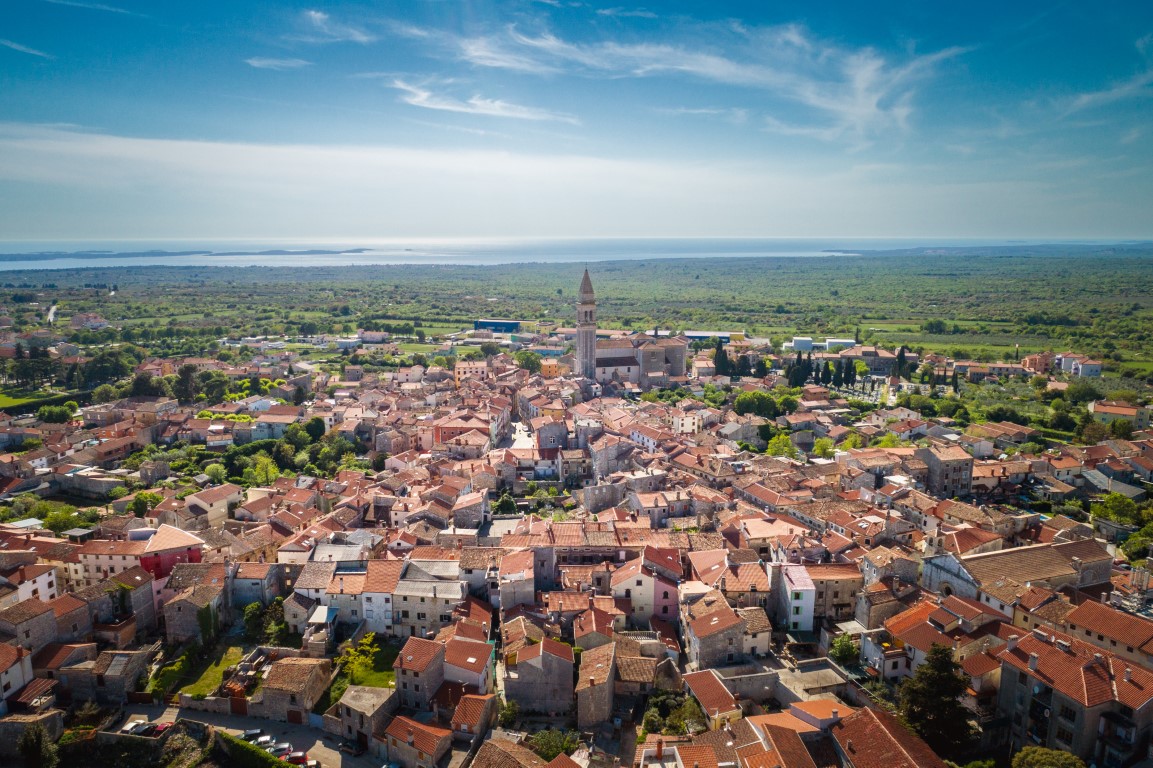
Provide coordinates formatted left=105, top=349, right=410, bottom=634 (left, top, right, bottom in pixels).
left=656, top=740, right=664, bottom=759
left=1028, top=653, right=1039, bottom=671
left=1125, top=668, right=1133, bottom=682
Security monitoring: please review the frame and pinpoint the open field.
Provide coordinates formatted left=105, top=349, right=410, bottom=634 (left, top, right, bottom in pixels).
left=7, top=243, right=1153, bottom=378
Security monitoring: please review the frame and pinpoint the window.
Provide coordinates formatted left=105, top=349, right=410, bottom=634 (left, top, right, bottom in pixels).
left=663, top=591, right=669, bottom=599
left=366, top=596, right=373, bottom=603
left=290, top=694, right=297, bottom=703
left=1058, top=705, right=1076, bottom=722
left=636, top=579, right=643, bottom=587
left=793, top=607, right=801, bottom=615
left=792, top=592, right=801, bottom=601
left=1056, top=727, right=1073, bottom=746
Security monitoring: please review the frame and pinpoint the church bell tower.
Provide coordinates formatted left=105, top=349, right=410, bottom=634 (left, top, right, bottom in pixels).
left=576, top=269, right=596, bottom=379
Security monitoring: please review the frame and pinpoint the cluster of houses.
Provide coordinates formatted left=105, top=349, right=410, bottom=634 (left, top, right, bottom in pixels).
left=0, top=276, right=1142, bottom=768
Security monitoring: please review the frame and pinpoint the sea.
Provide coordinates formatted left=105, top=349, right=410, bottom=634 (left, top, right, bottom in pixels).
left=0, top=237, right=1132, bottom=271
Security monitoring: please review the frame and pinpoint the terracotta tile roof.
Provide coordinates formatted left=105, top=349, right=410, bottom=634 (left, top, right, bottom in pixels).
left=263, top=657, right=329, bottom=692
left=689, top=604, right=743, bottom=639
left=144, top=524, right=205, bottom=552
left=616, top=655, right=656, bottom=683
left=1065, top=599, right=1153, bottom=653
left=452, top=693, right=494, bottom=729
left=761, top=724, right=820, bottom=768
left=683, top=669, right=739, bottom=716
left=47, top=593, right=86, bottom=618
left=385, top=715, right=452, bottom=755
left=0, top=643, right=26, bottom=673
left=444, top=637, right=491, bottom=673
left=830, top=707, right=947, bottom=768
left=395, top=636, right=444, bottom=673
left=363, top=559, right=404, bottom=593
left=517, top=637, right=574, bottom=664
left=472, top=739, right=550, bottom=768
left=998, top=628, right=1153, bottom=709
left=576, top=642, right=615, bottom=691
left=736, top=607, right=771, bottom=635
left=0, top=597, right=53, bottom=625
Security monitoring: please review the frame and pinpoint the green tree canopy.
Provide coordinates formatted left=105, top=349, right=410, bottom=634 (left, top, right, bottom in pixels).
left=898, top=643, right=976, bottom=758
left=1011, top=747, right=1086, bottom=768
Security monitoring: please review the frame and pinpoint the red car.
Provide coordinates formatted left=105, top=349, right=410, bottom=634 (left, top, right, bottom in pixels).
left=285, top=752, right=310, bottom=765
left=153, top=722, right=175, bottom=734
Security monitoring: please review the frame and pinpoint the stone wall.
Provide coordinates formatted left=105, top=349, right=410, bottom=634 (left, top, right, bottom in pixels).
left=0, top=710, right=64, bottom=756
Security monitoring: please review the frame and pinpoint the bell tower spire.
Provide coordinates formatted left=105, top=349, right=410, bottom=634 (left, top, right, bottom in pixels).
left=576, top=269, right=596, bottom=379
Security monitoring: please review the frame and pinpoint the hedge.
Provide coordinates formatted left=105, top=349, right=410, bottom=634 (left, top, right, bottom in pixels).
left=217, top=732, right=290, bottom=768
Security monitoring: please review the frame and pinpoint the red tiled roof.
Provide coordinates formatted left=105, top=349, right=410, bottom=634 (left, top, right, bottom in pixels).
left=394, top=636, right=444, bottom=673
left=683, top=669, right=739, bottom=716
left=830, top=707, right=947, bottom=768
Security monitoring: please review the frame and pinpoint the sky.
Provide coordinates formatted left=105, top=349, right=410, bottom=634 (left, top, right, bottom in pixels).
left=1, top=1, right=1152, bottom=241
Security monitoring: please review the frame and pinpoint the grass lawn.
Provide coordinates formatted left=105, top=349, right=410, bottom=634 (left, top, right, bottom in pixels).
left=180, top=645, right=244, bottom=697
left=397, top=343, right=442, bottom=355
left=312, top=642, right=399, bottom=714
left=0, top=390, right=52, bottom=408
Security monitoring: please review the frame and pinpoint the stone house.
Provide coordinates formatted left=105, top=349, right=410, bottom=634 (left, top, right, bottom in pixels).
left=231, top=561, right=281, bottom=608
left=394, top=636, right=445, bottom=710
left=284, top=592, right=316, bottom=636
left=183, top=483, right=244, bottom=528
left=0, top=644, right=34, bottom=714
left=382, top=715, right=453, bottom=768
left=337, top=685, right=397, bottom=754
left=450, top=693, right=497, bottom=744
left=576, top=642, right=615, bottom=728
left=47, top=595, right=91, bottom=644
left=0, top=599, right=57, bottom=654
left=163, top=582, right=225, bottom=645
left=260, top=657, right=331, bottom=723
left=54, top=647, right=153, bottom=706
left=443, top=637, right=493, bottom=693
left=503, top=638, right=574, bottom=715
left=683, top=602, right=745, bottom=670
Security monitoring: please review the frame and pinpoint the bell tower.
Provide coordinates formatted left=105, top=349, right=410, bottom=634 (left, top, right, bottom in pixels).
left=576, top=269, right=596, bottom=379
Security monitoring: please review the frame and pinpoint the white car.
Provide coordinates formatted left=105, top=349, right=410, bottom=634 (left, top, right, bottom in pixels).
left=120, top=719, right=148, bottom=734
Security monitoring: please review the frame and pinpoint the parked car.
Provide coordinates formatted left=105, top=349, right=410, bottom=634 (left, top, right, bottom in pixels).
left=339, top=742, right=366, bottom=756
left=135, top=724, right=159, bottom=737
left=241, top=729, right=264, bottom=741
left=266, top=744, right=293, bottom=758
left=253, top=735, right=275, bottom=748
left=304, top=761, right=321, bottom=768
left=285, top=752, right=309, bottom=765
left=120, top=719, right=148, bottom=734
left=153, top=723, right=175, bottom=735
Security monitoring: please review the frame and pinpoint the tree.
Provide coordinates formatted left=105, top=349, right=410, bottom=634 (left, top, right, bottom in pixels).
left=526, top=729, right=580, bottom=761
left=130, top=491, right=163, bottom=518
left=765, top=433, right=799, bottom=459
left=1109, top=418, right=1134, bottom=439
left=340, top=631, right=380, bottom=684
left=812, top=437, right=835, bottom=458
left=174, top=364, right=199, bottom=403
left=733, top=391, right=778, bottom=418
left=479, top=342, right=501, bottom=358
left=304, top=416, right=327, bottom=442
left=514, top=350, right=542, bottom=374
left=498, top=696, right=519, bottom=727
left=243, top=602, right=265, bottom=642
left=829, top=634, right=858, bottom=666
left=17, top=723, right=58, bottom=768
left=495, top=494, right=517, bottom=514
left=1092, top=492, right=1140, bottom=525
left=898, top=643, right=976, bottom=757
left=36, top=405, right=73, bottom=423
left=92, top=383, right=118, bottom=404
left=252, top=453, right=280, bottom=486
left=204, top=463, right=227, bottom=484
left=1011, top=747, right=1086, bottom=768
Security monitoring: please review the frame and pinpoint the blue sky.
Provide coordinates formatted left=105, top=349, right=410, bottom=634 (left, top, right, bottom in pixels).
left=1, top=1, right=1151, bottom=240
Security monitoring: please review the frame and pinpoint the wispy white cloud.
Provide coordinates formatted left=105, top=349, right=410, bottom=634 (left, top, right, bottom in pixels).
left=657, top=106, right=748, bottom=124
left=2, top=123, right=1142, bottom=240
left=41, top=0, right=143, bottom=16
left=1066, top=67, right=1153, bottom=113
left=245, top=57, right=312, bottom=71
left=450, top=23, right=968, bottom=144
left=596, top=8, right=657, bottom=19
left=295, top=10, right=376, bottom=44
left=0, top=38, right=55, bottom=59
left=390, top=80, right=580, bottom=124
left=1121, top=127, right=1142, bottom=144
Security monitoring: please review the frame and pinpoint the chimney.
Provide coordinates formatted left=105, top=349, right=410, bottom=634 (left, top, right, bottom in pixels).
left=656, top=739, right=664, bottom=759
left=1125, top=668, right=1133, bottom=682
left=1006, top=635, right=1019, bottom=652
left=1094, top=653, right=1104, bottom=665
left=339, top=577, right=344, bottom=593
left=589, top=676, right=595, bottom=687
left=1101, top=591, right=1108, bottom=604
left=831, top=709, right=839, bottom=721
left=1028, top=653, right=1039, bottom=671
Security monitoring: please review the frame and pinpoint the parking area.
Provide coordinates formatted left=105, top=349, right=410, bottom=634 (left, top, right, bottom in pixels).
left=120, top=704, right=382, bottom=768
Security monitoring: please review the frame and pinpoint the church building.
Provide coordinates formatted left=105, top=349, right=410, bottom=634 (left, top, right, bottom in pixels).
left=572, top=269, right=688, bottom=389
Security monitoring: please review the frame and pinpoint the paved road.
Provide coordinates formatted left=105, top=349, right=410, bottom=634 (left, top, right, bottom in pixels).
left=122, top=703, right=382, bottom=768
